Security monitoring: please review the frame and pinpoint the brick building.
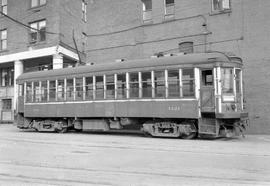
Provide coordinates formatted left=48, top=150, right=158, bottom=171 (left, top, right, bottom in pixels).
left=86, top=0, right=270, bottom=134
left=0, top=0, right=87, bottom=121
left=1, top=0, right=270, bottom=134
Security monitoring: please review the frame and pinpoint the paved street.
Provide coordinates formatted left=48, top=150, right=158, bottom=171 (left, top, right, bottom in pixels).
left=0, top=124, right=270, bottom=186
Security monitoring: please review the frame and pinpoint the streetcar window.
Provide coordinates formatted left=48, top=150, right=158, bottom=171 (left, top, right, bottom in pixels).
left=116, top=74, right=126, bottom=99
left=106, top=75, right=115, bottom=99
left=49, top=80, right=56, bottom=102
left=85, top=77, right=93, bottom=100
left=182, top=69, right=195, bottom=97
left=75, top=77, right=83, bottom=101
left=95, top=76, right=104, bottom=99
left=141, top=72, right=152, bottom=98
left=168, top=70, right=180, bottom=98
left=33, top=82, right=41, bottom=102
left=57, top=80, right=65, bottom=101
left=26, top=82, right=32, bottom=103
left=129, top=72, right=139, bottom=98
left=235, top=69, right=241, bottom=94
left=41, top=81, right=48, bottom=102
left=18, top=84, right=24, bottom=97
left=221, top=68, right=233, bottom=94
left=201, top=70, right=213, bottom=86
left=66, top=79, right=74, bottom=101
left=154, top=70, right=165, bottom=98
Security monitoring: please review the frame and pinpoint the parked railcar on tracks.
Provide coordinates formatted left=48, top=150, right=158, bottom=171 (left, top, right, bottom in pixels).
left=16, top=52, right=248, bottom=139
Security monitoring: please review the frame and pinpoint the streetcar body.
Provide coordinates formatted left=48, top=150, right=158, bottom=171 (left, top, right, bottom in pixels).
left=16, top=52, right=248, bottom=138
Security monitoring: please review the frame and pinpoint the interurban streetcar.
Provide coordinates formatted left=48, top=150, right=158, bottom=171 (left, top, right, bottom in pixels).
left=16, top=52, right=248, bottom=139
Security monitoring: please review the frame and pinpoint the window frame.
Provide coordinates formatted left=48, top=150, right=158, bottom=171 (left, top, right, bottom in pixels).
left=85, top=76, right=94, bottom=100
left=1, top=0, right=7, bottom=15
left=129, top=72, right=140, bottom=98
left=179, top=42, right=194, bottom=54
left=167, top=69, right=181, bottom=98
left=116, top=73, right=127, bottom=99
left=0, top=29, right=7, bottom=51
left=105, top=74, right=115, bottom=100
left=30, top=0, right=46, bottom=8
left=164, top=0, right=175, bottom=19
left=181, top=68, right=195, bottom=98
left=29, top=20, right=46, bottom=44
left=211, top=0, right=231, bottom=13
left=141, top=0, right=152, bottom=23
left=0, top=67, right=14, bottom=87
left=82, top=0, right=87, bottom=22
left=154, top=70, right=166, bottom=98
left=95, top=75, right=104, bottom=100
left=2, top=99, right=12, bottom=110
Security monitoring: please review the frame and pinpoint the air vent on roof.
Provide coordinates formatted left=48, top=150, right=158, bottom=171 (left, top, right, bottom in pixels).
left=115, top=59, right=125, bottom=62
left=164, top=54, right=174, bottom=57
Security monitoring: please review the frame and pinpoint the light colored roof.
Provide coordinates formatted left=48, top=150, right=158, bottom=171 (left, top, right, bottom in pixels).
left=17, top=52, right=242, bottom=82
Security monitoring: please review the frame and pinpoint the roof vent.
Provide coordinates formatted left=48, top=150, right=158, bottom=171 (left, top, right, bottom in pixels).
left=115, top=59, right=125, bottom=62
left=164, top=53, right=174, bottom=57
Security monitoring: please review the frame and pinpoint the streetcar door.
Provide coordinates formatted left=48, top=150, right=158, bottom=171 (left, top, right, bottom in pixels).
left=200, top=69, right=215, bottom=112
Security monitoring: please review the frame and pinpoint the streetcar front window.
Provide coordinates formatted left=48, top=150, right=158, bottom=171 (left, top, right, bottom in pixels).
left=221, top=68, right=234, bottom=95
left=235, top=69, right=241, bottom=94
left=18, top=84, right=24, bottom=97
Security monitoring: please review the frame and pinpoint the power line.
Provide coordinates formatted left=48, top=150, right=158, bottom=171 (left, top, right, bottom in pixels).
left=0, top=11, right=60, bottom=35
left=85, top=2, right=210, bottom=37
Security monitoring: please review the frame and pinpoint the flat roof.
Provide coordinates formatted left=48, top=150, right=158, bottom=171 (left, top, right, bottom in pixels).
left=17, top=52, right=241, bottom=82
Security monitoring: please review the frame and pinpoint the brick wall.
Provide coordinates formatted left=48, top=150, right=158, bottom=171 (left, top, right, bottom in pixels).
left=86, top=0, right=270, bottom=134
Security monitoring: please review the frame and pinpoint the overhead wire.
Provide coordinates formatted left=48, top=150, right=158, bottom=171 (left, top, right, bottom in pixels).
left=0, top=11, right=60, bottom=35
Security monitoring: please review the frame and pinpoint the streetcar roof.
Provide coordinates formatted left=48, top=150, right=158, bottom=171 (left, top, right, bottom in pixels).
left=17, top=52, right=242, bottom=82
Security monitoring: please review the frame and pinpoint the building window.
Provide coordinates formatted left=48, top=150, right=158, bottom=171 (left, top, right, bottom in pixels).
left=179, top=42, right=194, bottom=54
left=0, top=29, right=7, bottom=51
left=212, top=0, right=231, bottom=12
left=142, top=0, right=152, bottom=23
left=2, top=99, right=12, bottom=110
left=164, top=0, right=174, bottom=19
left=31, top=0, right=46, bottom=8
left=0, top=67, right=13, bottom=87
left=82, top=0, right=87, bottom=22
left=29, top=20, right=46, bottom=43
left=1, top=0, right=7, bottom=15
